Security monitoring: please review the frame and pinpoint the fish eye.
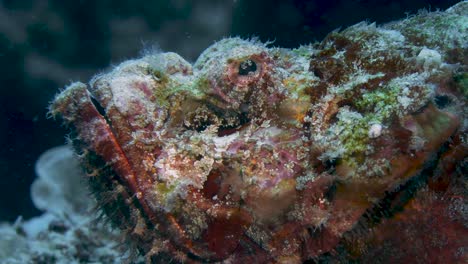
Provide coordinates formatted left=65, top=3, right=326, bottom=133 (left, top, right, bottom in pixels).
left=238, top=59, right=257, bottom=76
left=226, top=55, right=266, bottom=86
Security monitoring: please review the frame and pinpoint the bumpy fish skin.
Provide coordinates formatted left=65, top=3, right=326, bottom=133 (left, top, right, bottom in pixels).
left=50, top=2, right=467, bottom=263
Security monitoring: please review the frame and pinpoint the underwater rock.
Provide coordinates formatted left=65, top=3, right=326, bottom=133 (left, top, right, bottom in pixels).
left=49, top=2, right=467, bottom=263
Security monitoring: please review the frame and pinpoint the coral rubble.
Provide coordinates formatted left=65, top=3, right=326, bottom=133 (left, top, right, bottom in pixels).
left=47, top=2, right=466, bottom=263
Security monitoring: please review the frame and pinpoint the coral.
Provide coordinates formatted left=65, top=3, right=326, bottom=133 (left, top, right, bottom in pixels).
left=0, top=146, right=129, bottom=264
left=31, top=146, right=93, bottom=219
left=48, top=2, right=467, bottom=263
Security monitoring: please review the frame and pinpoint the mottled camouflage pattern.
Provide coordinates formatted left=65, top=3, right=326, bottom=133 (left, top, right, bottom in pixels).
left=50, top=2, right=467, bottom=263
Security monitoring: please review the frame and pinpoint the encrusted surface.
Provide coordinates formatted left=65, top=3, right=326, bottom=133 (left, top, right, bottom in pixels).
left=49, top=2, right=467, bottom=263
